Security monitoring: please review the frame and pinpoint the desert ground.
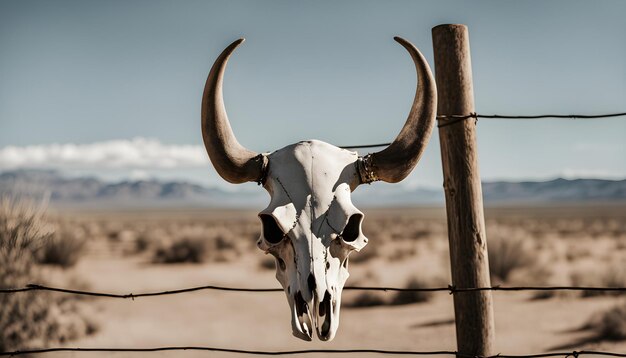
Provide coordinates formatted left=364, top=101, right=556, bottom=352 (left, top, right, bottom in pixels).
left=3, top=203, right=626, bottom=357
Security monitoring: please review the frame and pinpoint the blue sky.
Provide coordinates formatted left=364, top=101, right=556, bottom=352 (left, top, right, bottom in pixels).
left=1, top=0, right=625, bottom=189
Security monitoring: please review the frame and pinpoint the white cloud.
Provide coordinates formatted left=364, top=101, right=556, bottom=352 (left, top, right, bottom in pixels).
left=0, top=138, right=208, bottom=170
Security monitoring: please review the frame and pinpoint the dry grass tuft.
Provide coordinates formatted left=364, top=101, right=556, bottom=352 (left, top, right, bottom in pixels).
left=36, top=226, right=86, bottom=268
left=134, top=234, right=152, bottom=253
left=153, top=237, right=208, bottom=264
left=151, top=225, right=242, bottom=264
left=390, top=276, right=434, bottom=305
left=349, top=245, right=379, bottom=264
left=584, top=302, right=626, bottom=341
left=570, top=265, right=626, bottom=298
left=488, top=233, right=536, bottom=283
left=345, top=275, right=435, bottom=308
left=0, top=197, right=96, bottom=351
left=344, top=292, right=387, bottom=308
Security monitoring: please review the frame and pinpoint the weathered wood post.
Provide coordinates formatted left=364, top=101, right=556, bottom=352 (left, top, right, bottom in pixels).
left=431, top=24, right=495, bottom=356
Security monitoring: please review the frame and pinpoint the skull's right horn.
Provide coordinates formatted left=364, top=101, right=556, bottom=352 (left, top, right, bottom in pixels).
left=201, top=38, right=266, bottom=184
left=357, top=37, right=437, bottom=184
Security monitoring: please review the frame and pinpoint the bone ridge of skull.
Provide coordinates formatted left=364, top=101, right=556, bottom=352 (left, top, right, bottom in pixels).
left=256, top=140, right=367, bottom=341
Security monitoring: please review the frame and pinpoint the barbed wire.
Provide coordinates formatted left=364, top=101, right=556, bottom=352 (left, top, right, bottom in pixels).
left=339, top=143, right=393, bottom=149
left=1, top=347, right=625, bottom=357
left=340, top=111, right=626, bottom=148
left=474, top=112, right=626, bottom=119
left=2, top=283, right=625, bottom=299
left=437, top=112, right=626, bottom=129
left=1, top=284, right=625, bottom=356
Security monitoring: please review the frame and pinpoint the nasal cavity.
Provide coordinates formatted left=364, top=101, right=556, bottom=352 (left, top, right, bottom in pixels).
left=319, top=291, right=331, bottom=317
left=307, top=272, right=317, bottom=292
left=341, top=213, right=363, bottom=242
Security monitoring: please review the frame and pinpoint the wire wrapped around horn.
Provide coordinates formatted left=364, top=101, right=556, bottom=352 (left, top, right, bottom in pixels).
left=201, top=38, right=267, bottom=184
left=357, top=37, right=437, bottom=184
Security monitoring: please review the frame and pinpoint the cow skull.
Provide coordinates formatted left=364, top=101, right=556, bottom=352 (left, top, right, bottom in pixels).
left=201, top=37, right=436, bottom=341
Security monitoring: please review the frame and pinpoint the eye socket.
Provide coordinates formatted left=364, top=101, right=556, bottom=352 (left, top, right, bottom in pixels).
left=340, top=214, right=363, bottom=242
left=259, top=214, right=286, bottom=244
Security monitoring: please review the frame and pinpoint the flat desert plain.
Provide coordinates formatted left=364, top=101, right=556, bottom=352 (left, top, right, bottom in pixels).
left=28, top=204, right=626, bottom=357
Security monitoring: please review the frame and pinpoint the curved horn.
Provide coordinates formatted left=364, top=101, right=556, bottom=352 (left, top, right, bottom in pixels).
left=358, top=37, right=437, bottom=184
left=201, top=38, right=266, bottom=184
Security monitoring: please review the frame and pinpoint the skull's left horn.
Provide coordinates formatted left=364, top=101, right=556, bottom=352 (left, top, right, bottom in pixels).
left=357, top=37, right=437, bottom=184
left=201, top=38, right=266, bottom=184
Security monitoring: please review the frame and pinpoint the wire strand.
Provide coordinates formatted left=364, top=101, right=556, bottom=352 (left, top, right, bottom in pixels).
left=476, top=112, right=626, bottom=119
left=1, top=347, right=625, bottom=357
left=3, top=286, right=624, bottom=356
left=339, top=143, right=392, bottom=149
left=339, top=111, right=626, bottom=148
left=2, top=284, right=625, bottom=299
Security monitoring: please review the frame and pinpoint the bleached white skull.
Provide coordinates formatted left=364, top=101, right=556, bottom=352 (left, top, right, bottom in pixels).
left=201, top=37, right=436, bottom=341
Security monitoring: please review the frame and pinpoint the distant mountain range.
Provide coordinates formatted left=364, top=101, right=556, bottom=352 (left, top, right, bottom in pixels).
left=1, top=169, right=625, bottom=209
left=0, top=169, right=267, bottom=209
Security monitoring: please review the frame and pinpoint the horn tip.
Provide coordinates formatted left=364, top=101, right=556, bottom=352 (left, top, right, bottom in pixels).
left=393, top=36, right=418, bottom=53
left=393, top=36, right=406, bottom=44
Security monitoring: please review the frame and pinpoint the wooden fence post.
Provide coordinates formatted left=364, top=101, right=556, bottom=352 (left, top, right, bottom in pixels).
left=431, top=24, right=495, bottom=357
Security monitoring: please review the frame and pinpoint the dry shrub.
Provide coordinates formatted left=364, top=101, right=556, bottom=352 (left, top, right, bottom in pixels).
left=0, top=197, right=96, bottom=351
left=390, top=276, right=434, bottom=305
left=349, top=245, right=378, bottom=264
left=521, top=265, right=557, bottom=300
left=106, top=229, right=121, bottom=242
left=133, top=227, right=172, bottom=254
left=134, top=234, right=151, bottom=253
left=215, top=234, right=235, bottom=251
left=133, top=229, right=164, bottom=253
left=584, top=302, right=626, bottom=341
left=259, top=256, right=276, bottom=270
left=570, top=265, right=626, bottom=298
left=346, top=274, right=438, bottom=308
left=36, top=226, right=86, bottom=268
left=531, top=290, right=556, bottom=300
left=212, top=233, right=240, bottom=261
left=345, top=292, right=387, bottom=308
left=151, top=224, right=242, bottom=264
left=488, top=233, right=536, bottom=283
left=153, top=237, right=207, bottom=264
left=411, top=229, right=432, bottom=240
left=565, top=244, right=592, bottom=262
left=522, top=265, right=564, bottom=301
left=387, top=245, right=417, bottom=261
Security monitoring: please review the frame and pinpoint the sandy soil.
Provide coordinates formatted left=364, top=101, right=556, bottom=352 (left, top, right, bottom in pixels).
left=35, top=205, right=626, bottom=357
